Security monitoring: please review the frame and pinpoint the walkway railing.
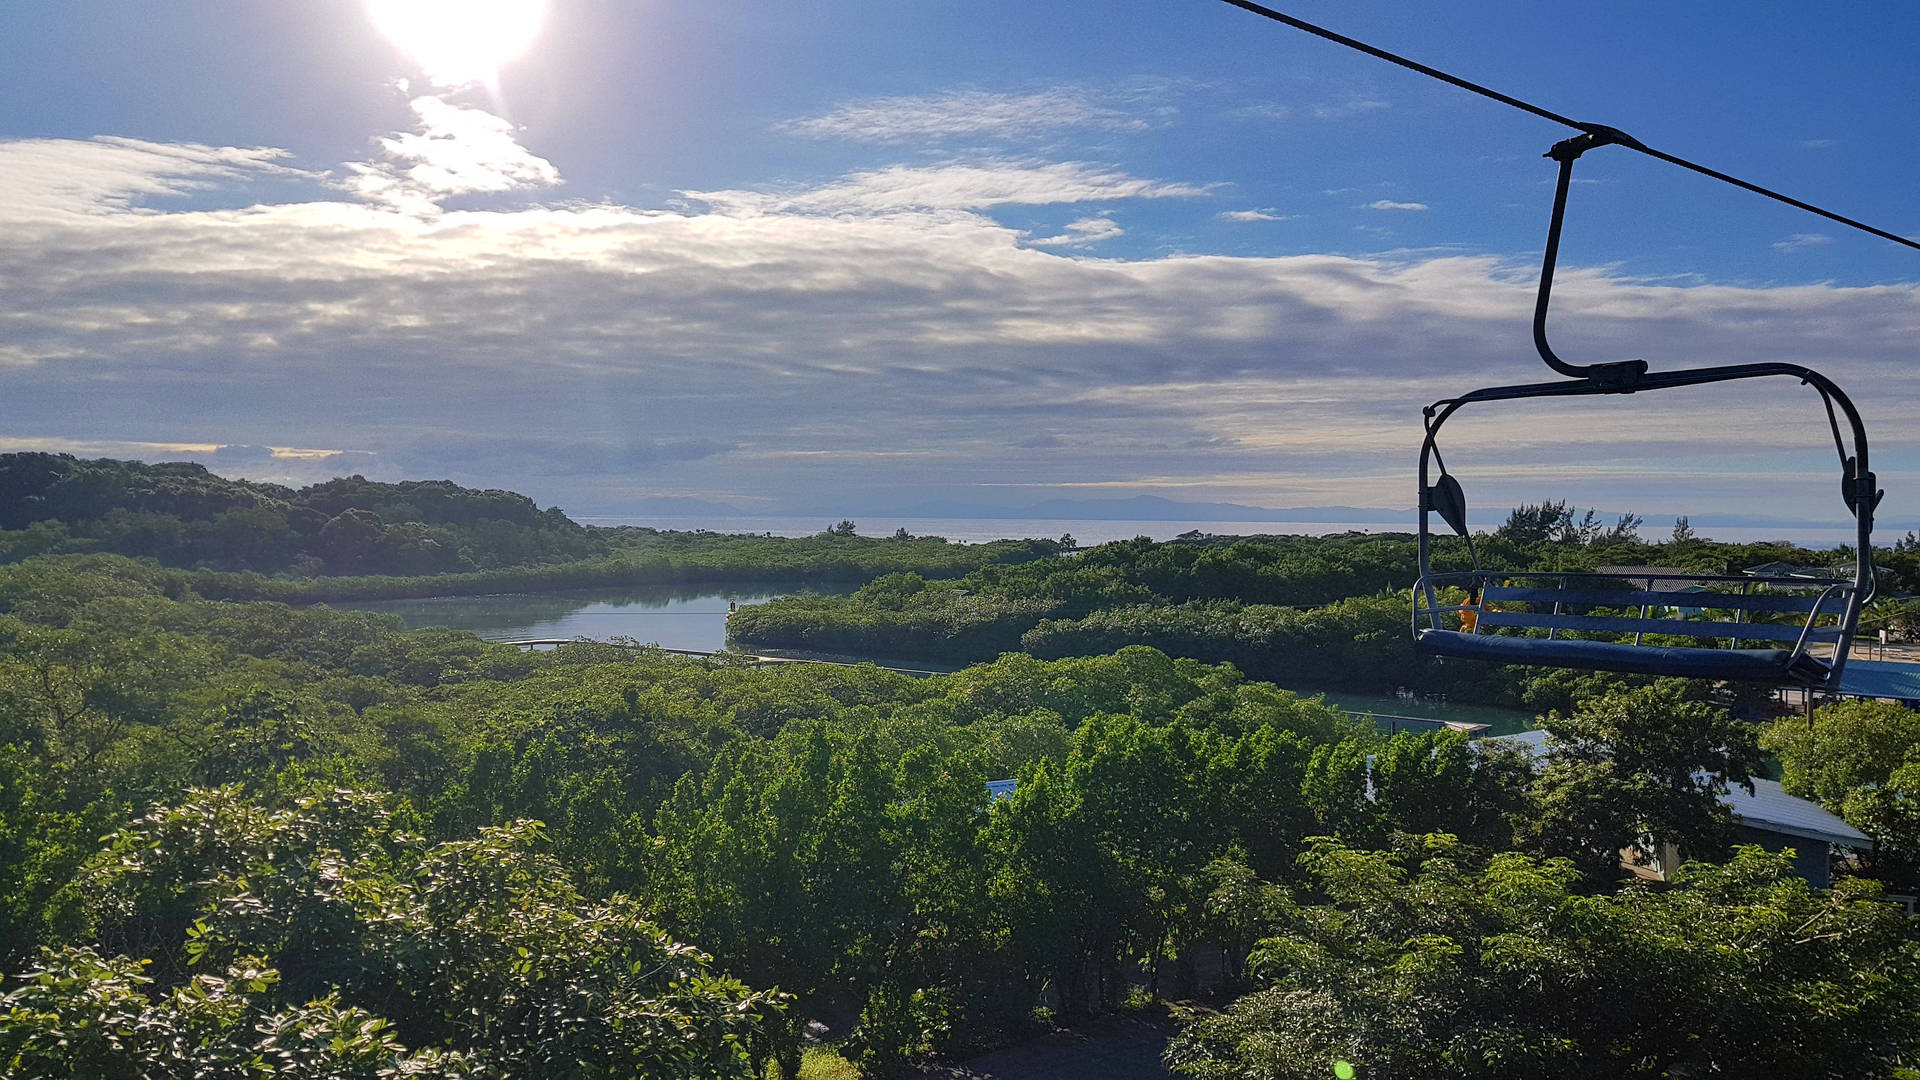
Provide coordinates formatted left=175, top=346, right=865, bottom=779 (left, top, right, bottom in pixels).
left=493, top=639, right=945, bottom=678
left=1344, top=711, right=1492, bottom=738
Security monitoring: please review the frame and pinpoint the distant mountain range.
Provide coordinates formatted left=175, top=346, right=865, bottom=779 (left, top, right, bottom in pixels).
left=600, top=493, right=1841, bottom=532
left=870, top=495, right=1414, bottom=523
left=601, top=497, right=762, bottom=518
left=870, top=497, right=1842, bottom=531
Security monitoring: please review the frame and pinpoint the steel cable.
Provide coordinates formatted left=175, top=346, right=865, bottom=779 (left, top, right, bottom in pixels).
left=1216, top=0, right=1919, bottom=251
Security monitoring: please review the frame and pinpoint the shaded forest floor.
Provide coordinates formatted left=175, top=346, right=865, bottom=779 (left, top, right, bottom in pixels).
left=919, top=1013, right=1179, bottom=1080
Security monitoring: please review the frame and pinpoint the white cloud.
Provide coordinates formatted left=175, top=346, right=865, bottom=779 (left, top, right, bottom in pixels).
left=1235, top=98, right=1390, bottom=123
left=685, top=159, right=1212, bottom=216
left=1367, top=199, right=1428, bottom=212
left=0, top=436, right=378, bottom=486
left=1029, top=216, right=1124, bottom=248
left=1312, top=99, right=1390, bottom=120
left=1773, top=232, right=1833, bottom=253
left=779, top=85, right=1150, bottom=142
left=3, top=133, right=1918, bottom=521
left=0, top=136, right=308, bottom=223
left=347, top=95, right=560, bottom=214
left=1219, top=209, right=1289, bottom=223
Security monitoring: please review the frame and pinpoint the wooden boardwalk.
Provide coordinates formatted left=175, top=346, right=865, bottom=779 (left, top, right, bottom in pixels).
left=494, top=639, right=946, bottom=678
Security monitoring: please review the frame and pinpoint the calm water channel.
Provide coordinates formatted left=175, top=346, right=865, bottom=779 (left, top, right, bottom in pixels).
left=338, top=582, right=855, bottom=654
left=340, top=585, right=1538, bottom=733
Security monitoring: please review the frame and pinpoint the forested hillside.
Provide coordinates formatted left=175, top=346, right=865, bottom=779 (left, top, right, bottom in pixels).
left=0, top=453, right=601, bottom=574
left=1, top=555, right=1915, bottom=1076
left=0, top=455, right=1061, bottom=598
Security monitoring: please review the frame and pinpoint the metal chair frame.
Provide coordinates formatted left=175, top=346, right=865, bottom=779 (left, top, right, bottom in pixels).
left=1411, top=131, right=1881, bottom=688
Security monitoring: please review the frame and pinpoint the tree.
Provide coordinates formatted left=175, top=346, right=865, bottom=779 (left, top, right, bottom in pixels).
left=21, top=787, right=780, bottom=1079
left=828, top=520, right=858, bottom=537
left=1497, top=500, right=1573, bottom=544
left=1672, top=515, right=1697, bottom=543
left=1370, top=730, right=1530, bottom=851
left=646, top=725, right=906, bottom=1075
left=1496, top=501, right=1642, bottom=546
left=1164, top=837, right=1920, bottom=1080
left=314, top=508, right=385, bottom=575
left=1591, top=512, right=1643, bottom=546
left=0, top=946, right=491, bottom=1079
left=1764, top=699, right=1920, bottom=887
left=1527, top=682, right=1764, bottom=881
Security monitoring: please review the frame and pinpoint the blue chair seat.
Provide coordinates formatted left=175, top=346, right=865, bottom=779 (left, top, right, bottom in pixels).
left=1416, top=629, right=1833, bottom=684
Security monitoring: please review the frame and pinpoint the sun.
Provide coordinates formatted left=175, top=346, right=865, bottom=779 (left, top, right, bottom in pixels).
left=364, top=0, right=548, bottom=89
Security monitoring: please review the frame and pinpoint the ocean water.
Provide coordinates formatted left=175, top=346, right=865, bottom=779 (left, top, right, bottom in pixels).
left=577, top=515, right=1869, bottom=549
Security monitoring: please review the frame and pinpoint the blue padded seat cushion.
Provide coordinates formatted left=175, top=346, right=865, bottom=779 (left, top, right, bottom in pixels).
left=1416, top=629, right=1832, bottom=684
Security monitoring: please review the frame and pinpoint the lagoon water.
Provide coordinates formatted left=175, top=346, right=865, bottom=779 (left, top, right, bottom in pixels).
left=339, top=581, right=854, bottom=653
left=341, top=581, right=1539, bottom=733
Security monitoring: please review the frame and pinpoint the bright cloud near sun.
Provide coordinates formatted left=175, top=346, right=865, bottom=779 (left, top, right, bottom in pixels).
left=347, top=95, right=560, bottom=214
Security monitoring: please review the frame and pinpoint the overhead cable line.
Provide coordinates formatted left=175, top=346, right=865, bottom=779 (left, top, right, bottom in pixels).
left=1215, top=0, right=1920, bottom=252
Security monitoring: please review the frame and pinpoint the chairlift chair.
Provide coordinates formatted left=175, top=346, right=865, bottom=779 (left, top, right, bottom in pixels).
left=1411, top=129, right=1882, bottom=690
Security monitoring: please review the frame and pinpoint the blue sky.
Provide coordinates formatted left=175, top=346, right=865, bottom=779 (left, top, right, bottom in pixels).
left=1, top=1, right=1915, bottom=530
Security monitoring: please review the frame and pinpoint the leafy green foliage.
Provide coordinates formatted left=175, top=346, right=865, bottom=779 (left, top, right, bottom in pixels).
left=0, top=455, right=1057, bottom=596
left=10, top=787, right=778, bottom=1078
left=0, top=453, right=601, bottom=575
left=0, top=556, right=1914, bottom=1078
left=1, top=945, right=491, bottom=1078
left=1765, top=699, right=1920, bottom=888
left=1165, top=839, right=1920, bottom=1080
left=1528, top=681, right=1765, bottom=882
left=731, top=528, right=1890, bottom=709
left=1496, top=500, right=1643, bottom=546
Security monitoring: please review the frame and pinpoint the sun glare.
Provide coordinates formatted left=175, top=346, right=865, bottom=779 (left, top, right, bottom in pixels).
left=365, top=0, right=548, bottom=88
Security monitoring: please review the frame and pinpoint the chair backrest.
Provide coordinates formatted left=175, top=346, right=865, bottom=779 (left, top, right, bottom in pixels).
left=1419, top=569, right=1855, bottom=651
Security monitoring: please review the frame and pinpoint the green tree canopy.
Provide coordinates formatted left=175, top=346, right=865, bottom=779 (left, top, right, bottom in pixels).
left=1165, top=837, right=1920, bottom=1080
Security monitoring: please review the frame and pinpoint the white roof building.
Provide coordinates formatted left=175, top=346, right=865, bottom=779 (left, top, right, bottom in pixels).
left=1487, top=729, right=1869, bottom=886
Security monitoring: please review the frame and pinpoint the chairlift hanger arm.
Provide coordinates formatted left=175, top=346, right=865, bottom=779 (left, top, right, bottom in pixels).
left=1533, top=134, right=1651, bottom=383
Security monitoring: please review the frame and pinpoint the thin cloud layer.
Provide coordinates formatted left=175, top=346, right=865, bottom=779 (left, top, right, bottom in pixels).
left=1774, top=233, right=1834, bottom=253
left=778, top=85, right=1152, bottom=142
left=0, top=136, right=308, bottom=223
left=685, top=159, right=1212, bottom=216
left=2, top=129, right=1916, bottom=522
